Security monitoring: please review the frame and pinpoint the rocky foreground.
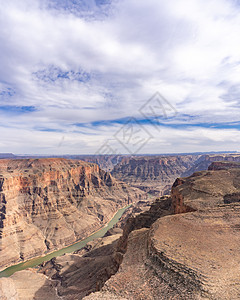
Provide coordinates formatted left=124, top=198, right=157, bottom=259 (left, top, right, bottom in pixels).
left=85, top=161, right=240, bottom=299
left=1, top=160, right=240, bottom=299
left=0, top=158, right=145, bottom=271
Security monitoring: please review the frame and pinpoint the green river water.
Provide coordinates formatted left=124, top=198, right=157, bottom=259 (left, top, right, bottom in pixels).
left=0, top=205, right=130, bottom=278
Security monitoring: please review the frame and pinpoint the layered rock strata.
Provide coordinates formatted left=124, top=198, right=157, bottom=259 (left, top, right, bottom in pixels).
left=111, top=154, right=240, bottom=196
left=2, top=161, right=240, bottom=299
left=85, top=162, right=240, bottom=299
left=0, top=229, right=124, bottom=300
left=0, top=158, right=144, bottom=271
left=182, top=153, right=240, bottom=176
left=111, top=155, right=201, bottom=196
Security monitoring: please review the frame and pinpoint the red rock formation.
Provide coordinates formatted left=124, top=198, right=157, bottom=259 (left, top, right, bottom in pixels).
left=111, top=155, right=201, bottom=196
left=0, top=158, right=144, bottom=271
left=208, top=161, right=240, bottom=170
left=182, top=153, right=240, bottom=176
left=85, top=162, right=240, bottom=300
left=2, top=159, right=240, bottom=299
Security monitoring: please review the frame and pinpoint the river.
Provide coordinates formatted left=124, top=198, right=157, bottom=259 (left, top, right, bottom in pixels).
left=0, top=205, right=130, bottom=278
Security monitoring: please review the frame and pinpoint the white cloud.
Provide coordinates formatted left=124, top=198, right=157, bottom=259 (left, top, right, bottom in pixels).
left=0, top=0, right=240, bottom=154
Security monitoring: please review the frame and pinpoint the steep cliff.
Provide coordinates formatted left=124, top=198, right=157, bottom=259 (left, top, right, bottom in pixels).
left=85, top=162, right=240, bottom=299
left=182, top=153, right=240, bottom=176
left=111, top=154, right=240, bottom=197
left=2, top=160, right=240, bottom=299
left=111, top=155, right=200, bottom=195
left=0, top=158, right=144, bottom=271
left=0, top=197, right=172, bottom=300
left=171, top=161, right=240, bottom=212
left=66, top=155, right=124, bottom=172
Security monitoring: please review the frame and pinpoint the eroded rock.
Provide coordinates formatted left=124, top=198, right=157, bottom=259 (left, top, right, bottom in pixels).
left=0, top=158, right=144, bottom=271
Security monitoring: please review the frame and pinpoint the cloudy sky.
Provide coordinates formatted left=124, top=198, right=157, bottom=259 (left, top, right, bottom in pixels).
left=0, top=0, right=240, bottom=155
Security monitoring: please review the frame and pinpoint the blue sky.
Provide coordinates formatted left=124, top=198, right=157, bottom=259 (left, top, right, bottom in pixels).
left=0, top=0, right=240, bottom=154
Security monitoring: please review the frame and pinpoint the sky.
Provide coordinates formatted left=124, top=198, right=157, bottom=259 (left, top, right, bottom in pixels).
left=0, top=0, right=240, bottom=155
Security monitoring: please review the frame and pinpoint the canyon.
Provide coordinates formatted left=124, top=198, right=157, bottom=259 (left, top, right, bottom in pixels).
left=111, top=153, right=240, bottom=196
left=2, top=153, right=240, bottom=198
left=1, top=155, right=240, bottom=299
left=0, top=158, right=145, bottom=272
left=85, top=161, right=240, bottom=299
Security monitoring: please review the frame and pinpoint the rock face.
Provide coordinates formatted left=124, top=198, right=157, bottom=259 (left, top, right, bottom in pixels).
left=0, top=198, right=172, bottom=300
left=208, top=160, right=240, bottom=170
left=182, top=153, right=240, bottom=176
left=0, top=155, right=125, bottom=172
left=38, top=231, right=123, bottom=299
left=111, top=155, right=201, bottom=195
left=72, top=155, right=124, bottom=172
left=85, top=162, right=240, bottom=299
left=0, top=158, right=144, bottom=271
left=2, top=159, right=240, bottom=299
left=0, top=230, right=124, bottom=300
left=0, top=269, right=60, bottom=300
left=111, top=154, right=240, bottom=197
left=171, top=161, right=240, bottom=212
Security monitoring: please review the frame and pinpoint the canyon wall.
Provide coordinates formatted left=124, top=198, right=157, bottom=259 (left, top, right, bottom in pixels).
left=0, top=158, right=144, bottom=271
left=111, top=153, right=240, bottom=197
left=64, top=155, right=124, bottom=172
left=182, top=153, right=240, bottom=176
left=1, top=159, right=240, bottom=299
left=85, top=162, right=240, bottom=299
left=111, top=155, right=201, bottom=195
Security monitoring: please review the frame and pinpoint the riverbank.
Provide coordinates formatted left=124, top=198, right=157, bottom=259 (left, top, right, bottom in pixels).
left=0, top=205, right=131, bottom=278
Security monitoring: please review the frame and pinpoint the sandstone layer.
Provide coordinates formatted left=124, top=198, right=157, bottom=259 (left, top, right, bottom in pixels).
left=2, top=160, right=240, bottom=299
left=73, top=155, right=124, bottom=172
left=182, top=153, right=240, bottom=176
left=85, top=162, right=240, bottom=299
left=0, top=229, right=123, bottom=300
left=0, top=158, right=144, bottom=271
left=111, top=154, right=240, bottom=197
left=111, top=155, right=201, bottom=195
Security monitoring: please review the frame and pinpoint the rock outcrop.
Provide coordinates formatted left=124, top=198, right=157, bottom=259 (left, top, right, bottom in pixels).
left=171, top=161, right=240, bottom=212
left=182, top=153, right=240, bottom=176
left=73, top=155, right=124, bottom=172
left=208, top=160, right=240, bottom=170
left=2, top=160, right=240, bottom=299
left=0, top=269, right=60, bottom=300
left=85, top=162, right=240, bottom=299
left=0, top=229, right=124, bottom=300
left=111, top=155, right=201, bottom=196
left=111, top=154, right=240, bottom=197
left=38, top=230, right=123, bottom=299
left=0, top=158, right=144, bottom=271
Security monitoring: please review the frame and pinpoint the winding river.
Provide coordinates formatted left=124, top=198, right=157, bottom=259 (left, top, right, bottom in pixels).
left=0, top=205, right=130, bottom=278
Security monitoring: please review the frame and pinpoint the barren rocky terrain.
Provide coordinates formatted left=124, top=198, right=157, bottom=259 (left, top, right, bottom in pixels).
left=65, top=155, right=124, bottom=173
left=111, top=153, right=240, bottom=197
left=85, top=161, right=240, bottom=299
left=111, top=155, right=201, bottom=195
left=1, top=158, right=240, bottom=299
left=0, top=158, right=145, bottom=271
